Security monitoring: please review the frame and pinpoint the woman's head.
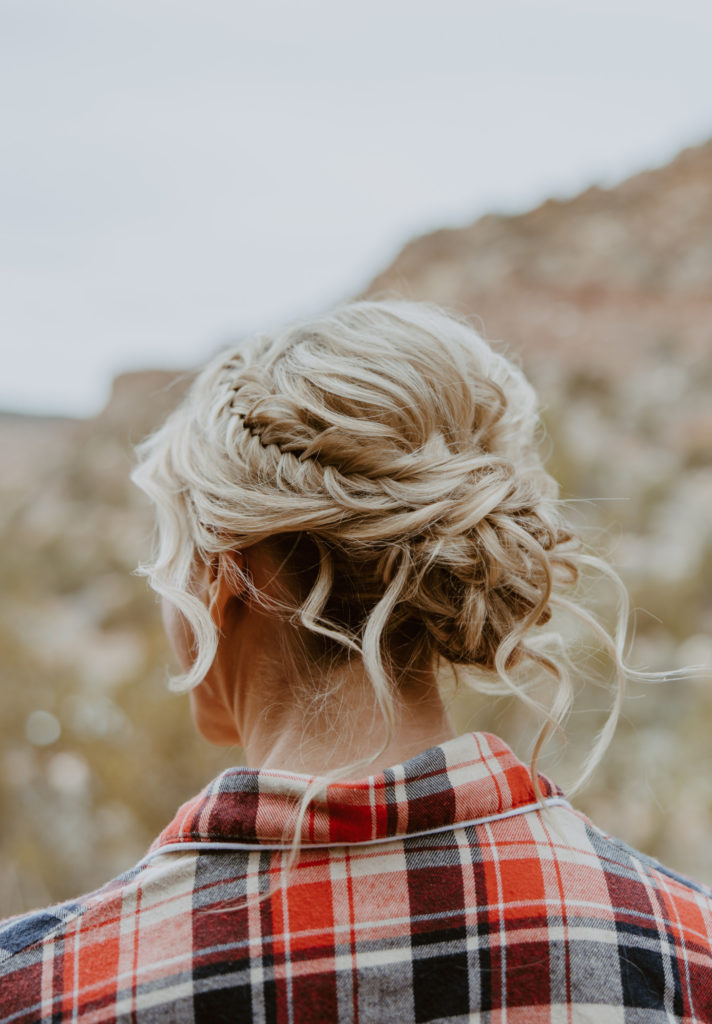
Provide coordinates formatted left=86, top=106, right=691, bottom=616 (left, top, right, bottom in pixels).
left=133, top=299, right=588, bottom=770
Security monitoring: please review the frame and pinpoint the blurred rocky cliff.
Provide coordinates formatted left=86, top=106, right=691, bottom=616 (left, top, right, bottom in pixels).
left=2, top=141, right=711, bottom=914
left=364, top=139, right=712, bottom=637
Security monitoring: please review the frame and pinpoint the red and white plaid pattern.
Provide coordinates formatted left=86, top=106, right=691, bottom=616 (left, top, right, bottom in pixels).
left=2, top=732, right=711, bottom=1022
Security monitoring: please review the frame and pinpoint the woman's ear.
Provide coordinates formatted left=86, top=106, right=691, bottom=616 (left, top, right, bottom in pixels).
left=207, top=551, right=247, bottom=631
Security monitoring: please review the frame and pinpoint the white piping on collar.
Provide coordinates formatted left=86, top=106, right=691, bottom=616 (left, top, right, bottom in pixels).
left=142, top=795, right=573, bottom=861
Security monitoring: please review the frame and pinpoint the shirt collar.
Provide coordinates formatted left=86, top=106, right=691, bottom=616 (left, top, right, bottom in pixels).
left=150, top=732, right=563, bottom=852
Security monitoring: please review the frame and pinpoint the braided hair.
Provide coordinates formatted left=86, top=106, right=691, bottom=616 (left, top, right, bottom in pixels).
left=133, top=300, right=635, bottom=792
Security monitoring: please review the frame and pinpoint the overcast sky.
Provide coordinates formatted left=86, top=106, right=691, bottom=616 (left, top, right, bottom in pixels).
left=2, top=0, right=711, bottom=416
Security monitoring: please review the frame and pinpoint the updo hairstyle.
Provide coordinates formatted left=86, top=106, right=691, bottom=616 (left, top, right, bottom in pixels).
left=133, top=300, right=627, bottom=783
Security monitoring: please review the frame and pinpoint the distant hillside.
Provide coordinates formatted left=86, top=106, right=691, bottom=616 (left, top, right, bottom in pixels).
left=1, top=140, right=711, bottom=915
left=363, top=138, right=712, bottom=619
left=364, top=138, right=712, bottom=377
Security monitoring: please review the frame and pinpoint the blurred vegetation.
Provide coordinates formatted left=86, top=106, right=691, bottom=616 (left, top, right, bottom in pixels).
left=1, top=343, right=710, bottom=920
left=0, top=379, right=232, bottom=917
left=3, top=142, right=712, bottom=913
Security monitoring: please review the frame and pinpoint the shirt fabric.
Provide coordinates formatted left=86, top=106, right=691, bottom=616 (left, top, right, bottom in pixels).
left=1, top=732, right=711, bottom=1023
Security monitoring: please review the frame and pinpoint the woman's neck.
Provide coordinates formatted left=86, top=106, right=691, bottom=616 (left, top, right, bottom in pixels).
left=245, top=657, right=457, bottom=778
left=188, top=548, right=457, bottom=778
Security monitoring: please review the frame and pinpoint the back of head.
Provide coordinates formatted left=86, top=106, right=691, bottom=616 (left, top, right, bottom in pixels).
left=134, top=299, right=584, bottom=766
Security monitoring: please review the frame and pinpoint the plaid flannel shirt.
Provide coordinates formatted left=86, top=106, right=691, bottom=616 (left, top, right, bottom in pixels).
left=1, top=732, right=711, bottom=1023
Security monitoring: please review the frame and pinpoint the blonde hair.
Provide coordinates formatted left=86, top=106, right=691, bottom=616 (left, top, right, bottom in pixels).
left=132, top=299, right=651, bottom=796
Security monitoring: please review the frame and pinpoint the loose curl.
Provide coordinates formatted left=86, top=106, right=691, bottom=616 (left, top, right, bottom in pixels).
left=132, top=299, right=668, bottom=802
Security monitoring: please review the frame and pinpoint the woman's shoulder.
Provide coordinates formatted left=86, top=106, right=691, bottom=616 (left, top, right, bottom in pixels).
left=0, top=861, right=146, bottom=968
left=552, top=800, right=712, bottom=939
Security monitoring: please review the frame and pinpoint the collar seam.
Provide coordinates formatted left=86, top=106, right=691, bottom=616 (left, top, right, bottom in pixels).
left=147, top=796, right=573, bottom=858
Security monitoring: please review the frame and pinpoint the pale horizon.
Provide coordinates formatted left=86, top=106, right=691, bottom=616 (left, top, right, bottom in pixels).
left=2, top=0, right=711, bottom=416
